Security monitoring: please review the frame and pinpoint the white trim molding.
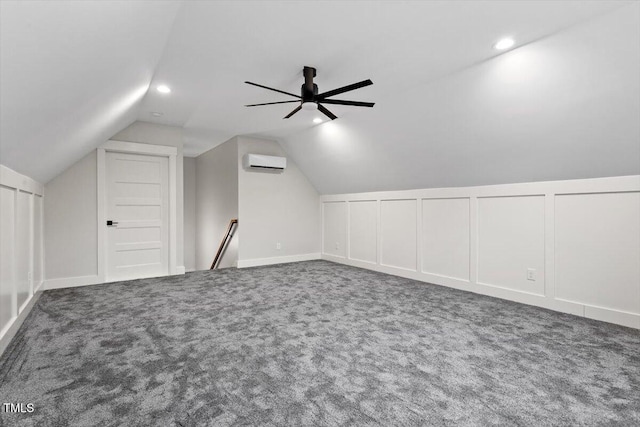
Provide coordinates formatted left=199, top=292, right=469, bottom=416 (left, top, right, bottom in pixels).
left=237, top=253, right=321, bottom=269
left=97, top=140, right=179, bottom=284
left=0, top=165, right=44, bottom=196
left=321, top=175, right=640, bottom=329
left=100, top=139, right=177, bottom=157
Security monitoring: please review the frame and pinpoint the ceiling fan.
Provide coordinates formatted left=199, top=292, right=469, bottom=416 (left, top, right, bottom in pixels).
left=244, top=66, right=374, bottom=120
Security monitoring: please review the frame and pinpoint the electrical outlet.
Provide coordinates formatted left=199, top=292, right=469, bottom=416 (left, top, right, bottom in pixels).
left=276, top=242, right=281, bottom=250
left=527, top=268, right=536, bottom=281
left=335, top=242, right=340, bottom=250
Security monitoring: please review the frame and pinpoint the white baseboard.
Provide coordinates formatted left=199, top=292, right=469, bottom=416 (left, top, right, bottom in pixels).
left=322, top=254, right=639, bottom=330
left=237, top=253, right=321, bottom=268
left=0, top=291, right=42, bottom=358
left=44, top=275, right=101, bottom=290
left=44, top=268, right=187, bottom=290
left=584, top=305, right=640, bottom=329
left=33, top=280, right=44, bottom=294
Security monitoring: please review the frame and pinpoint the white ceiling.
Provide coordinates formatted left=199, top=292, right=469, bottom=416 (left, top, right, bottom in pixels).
left=0, top=0, right=181, bottom=183
left=1, top=1, right=638, bottom=190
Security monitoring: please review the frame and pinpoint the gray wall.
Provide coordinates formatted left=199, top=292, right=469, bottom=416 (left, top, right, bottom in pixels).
left=45, top=151, right=97, bottom=279
left=195, top=137, right=239, bottom=270
left=237, top=137, right=320, bottom=263
left=183, top=157, right=196, bottom=272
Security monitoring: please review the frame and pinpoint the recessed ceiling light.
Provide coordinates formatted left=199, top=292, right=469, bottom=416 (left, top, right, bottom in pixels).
left=151, top=112, right=163, bottom=117
left=313, top=117, right=323, bottom=124
left=157, top=85, right=171, bottom=94
left=494, top=38, right=515, bottom=51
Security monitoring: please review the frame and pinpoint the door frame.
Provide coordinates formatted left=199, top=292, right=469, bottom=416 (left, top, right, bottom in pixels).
left=97, top=140, right=178, bottom=282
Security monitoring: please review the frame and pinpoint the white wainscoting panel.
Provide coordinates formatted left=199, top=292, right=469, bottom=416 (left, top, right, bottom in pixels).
left=0, top=186, right=16, bottom=333
left=322, top=202, right=347, bottom=258
left=477, top=196, right=545, bottom=296
left=421, top=198, right=470, bottom=281
left=16, top=191, right=32, bottom=309
left=0, top=165, right=44, bottom=356
left=320, top=176, right=640, bottom=329
left=34, top=195, right=44, bottom=286
left=380, top=199, right=417, bottom=271
left=555, top=192, right=640, bottom=315
left=348, top=201, right=377, bottom=264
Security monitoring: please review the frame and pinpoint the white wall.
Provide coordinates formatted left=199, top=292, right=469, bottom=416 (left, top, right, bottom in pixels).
left=321, top=175, right=640, bottom=329
left=0, top=165, right=44, bottom=356
left=183, top=157, right=196, bottom=272
left=44, top=121, right=186, bottom=287
left=195, top=137, right=239, bottom=270
left=237, top=137, right=320, bottom=267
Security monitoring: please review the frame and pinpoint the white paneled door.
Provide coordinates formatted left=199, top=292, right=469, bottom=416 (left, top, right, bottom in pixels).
left=106, top=152, right=169, bottom=282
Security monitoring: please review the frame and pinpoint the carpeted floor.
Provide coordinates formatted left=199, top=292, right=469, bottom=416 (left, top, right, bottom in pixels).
left=0, top=260, right=639, bottom=426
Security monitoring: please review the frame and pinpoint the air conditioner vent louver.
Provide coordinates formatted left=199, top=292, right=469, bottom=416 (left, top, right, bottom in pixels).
left=243, top=154, right=286, bottom=170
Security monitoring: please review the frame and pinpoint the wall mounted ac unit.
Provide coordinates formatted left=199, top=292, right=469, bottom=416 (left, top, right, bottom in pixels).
left=243, top=154, right=287, bottom=170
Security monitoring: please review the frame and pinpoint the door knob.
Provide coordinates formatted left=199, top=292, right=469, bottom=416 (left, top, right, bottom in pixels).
left=106, top=220, right=119, bottom=226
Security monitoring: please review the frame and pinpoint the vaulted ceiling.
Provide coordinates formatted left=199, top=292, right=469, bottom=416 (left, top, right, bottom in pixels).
left=1, top=1, right=638, bottom=192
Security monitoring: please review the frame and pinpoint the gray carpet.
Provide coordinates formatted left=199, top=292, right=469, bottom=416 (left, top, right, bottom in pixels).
left=0, top=260, right=639, bottom=426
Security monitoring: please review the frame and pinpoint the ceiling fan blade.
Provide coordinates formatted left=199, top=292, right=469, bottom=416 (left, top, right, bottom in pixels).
left=320, top=99, right=375, bottom=107
left=245, top=100, right=300, bottom=107
left=245, top=81, right=300, bottom=98
left=317, top=79, right=373, bottom=99
left=317, top=104, right=337, bottom=120
left=284, top=105, right=302, bottom=119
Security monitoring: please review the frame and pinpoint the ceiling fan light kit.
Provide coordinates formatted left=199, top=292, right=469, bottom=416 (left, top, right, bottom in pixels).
left=301, top=102, right=318, bottom=111
left=245, top=66, right=374, bottom=120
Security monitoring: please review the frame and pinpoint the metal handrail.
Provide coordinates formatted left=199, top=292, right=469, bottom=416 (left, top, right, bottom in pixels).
left=210, top=218, right=238, bottom=269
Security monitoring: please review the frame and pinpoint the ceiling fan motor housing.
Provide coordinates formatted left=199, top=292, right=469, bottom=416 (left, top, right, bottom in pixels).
left=302, top=66, right=318, bottom=103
